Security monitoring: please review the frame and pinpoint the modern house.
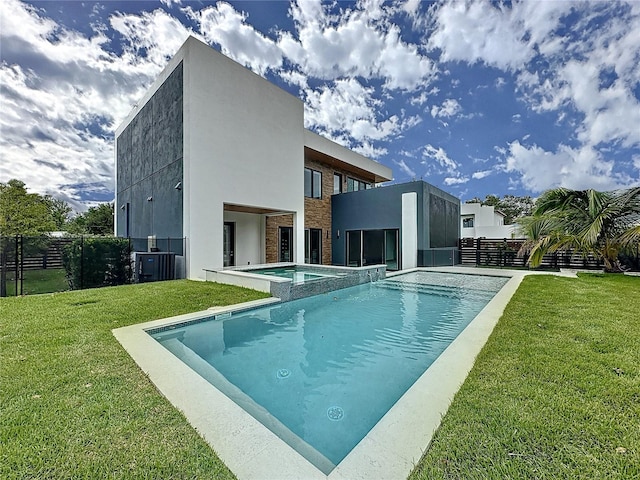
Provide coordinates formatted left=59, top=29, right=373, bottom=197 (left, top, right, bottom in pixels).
left=114, top=36, right=459, bottom=280
left=460, top=203, right=515, bottom=239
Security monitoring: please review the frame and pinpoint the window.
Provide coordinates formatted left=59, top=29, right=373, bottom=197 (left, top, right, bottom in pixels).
left=463, top=217, right=474, bottom=228
left=333, top=173, right=342, bottom=194
left=305, top=168, right=322, bottom=199
left=305, top=228, right=322, bottom=264
left=279, top=227, right=293, bottom=262
left=346, top=177, right=371, bottom=192
left=346, top=229, right=399, bottom=269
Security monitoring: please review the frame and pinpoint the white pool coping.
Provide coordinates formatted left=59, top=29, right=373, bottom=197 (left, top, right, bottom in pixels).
left=113, top=266, right=535, bottom=479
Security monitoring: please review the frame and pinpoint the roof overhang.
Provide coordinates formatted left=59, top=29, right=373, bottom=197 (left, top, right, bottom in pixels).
left=303, top=130, right=393, bottom=183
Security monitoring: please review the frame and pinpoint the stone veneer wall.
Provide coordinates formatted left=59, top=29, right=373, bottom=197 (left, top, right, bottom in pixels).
left=265, top=157, right=374, bottom=265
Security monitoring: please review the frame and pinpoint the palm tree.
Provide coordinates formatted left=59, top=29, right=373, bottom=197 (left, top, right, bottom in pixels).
left=518, top=187, right=640, bottom=272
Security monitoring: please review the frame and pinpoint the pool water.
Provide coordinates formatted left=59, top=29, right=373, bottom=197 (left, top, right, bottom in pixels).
left=150, top=271, right=508, bottom=472
left=251, top=267, right=337, bottom=284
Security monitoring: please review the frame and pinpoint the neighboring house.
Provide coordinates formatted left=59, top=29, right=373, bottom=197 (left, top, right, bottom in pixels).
left=460, top=203, right=516, bottom=238
left=114, top=36, right=458, bottom=279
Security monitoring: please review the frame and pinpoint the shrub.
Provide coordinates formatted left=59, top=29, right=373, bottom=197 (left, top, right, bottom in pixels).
left=62, top=237, right=132, bottom=289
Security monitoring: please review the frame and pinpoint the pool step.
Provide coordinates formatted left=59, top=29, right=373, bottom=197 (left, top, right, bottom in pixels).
left=374, top=280, right=496, bottom=301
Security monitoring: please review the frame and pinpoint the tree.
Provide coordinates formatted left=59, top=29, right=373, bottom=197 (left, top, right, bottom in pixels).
left=44, top=196, right=72, bottom=230
left=0, top=179, right=56, bottom=236
left=66, top=203, right=114, bottom=235
left=497, top=195, right=535, bottom=224
left=518, top=187, right=640, bottom=272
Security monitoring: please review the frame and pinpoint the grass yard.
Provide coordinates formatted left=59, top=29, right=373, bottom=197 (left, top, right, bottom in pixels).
left=4, top=268, right=70, bottom=296
left=411, top=273, right=640, bottom=479
left=1, top=274, right=638, bottom=479
left=1, top=280, right=269, bottom=479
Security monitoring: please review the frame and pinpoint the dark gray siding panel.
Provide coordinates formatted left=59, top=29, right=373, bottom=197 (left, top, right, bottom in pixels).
left=131, top=176, right=154, bottom=238
left=115, top=62, right=183, bottom=240
left=152, top=159, right=183, bottom=238
left=116, top=188, right=131, bottom=236
left=131, top=102, right=153, bottom=184
left=153, top=65, right=183, bottom=172
left=116, top=127, right=132, bottom=192
left=427, top=185, right=460, bottom=248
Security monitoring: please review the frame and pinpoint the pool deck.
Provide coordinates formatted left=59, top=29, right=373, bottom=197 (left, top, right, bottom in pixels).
left=113, top=266, right=556, bottom=480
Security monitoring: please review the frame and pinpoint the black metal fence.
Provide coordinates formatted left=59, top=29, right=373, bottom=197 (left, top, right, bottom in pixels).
left=0, top=235, right=185, bottom=297
left=458, top=237, right=640, bottom=270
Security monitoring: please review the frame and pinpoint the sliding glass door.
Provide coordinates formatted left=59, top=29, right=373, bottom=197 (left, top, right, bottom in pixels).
left=346, top=228, right=399, bottom=270
left=305, top=228, right=322, bottom=264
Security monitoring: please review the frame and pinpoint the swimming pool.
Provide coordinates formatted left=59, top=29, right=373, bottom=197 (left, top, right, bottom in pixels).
left=250, top=266, right=338, bottom=284
left=149, top=271, right=508, bottom=472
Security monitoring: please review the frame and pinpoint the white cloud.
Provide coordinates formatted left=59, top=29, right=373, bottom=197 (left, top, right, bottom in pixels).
left=444, top=176, right=469, bottom=186
left=109, top=8, right=194, bottom=71
left=504, top=140, right=636, bottom=192
left=394, top=159, right=416, bottom=178
left=352, top=141, right=388, bottom=159
left=303, top=77, right=420, bottom=149
left=422, top=144, right=458, bottom=174
left=430, top=98, right=461, bottom=118
left=514, top=3, right=640, bottom=149
left=160, top=0, right=182, bottom=7
left=472, top=170, right=492, bottom=180
left=429, top=0, right=572, bottom=70
left=185, top=3, right=283, bottom=75
left=281, top=0, right=435, bottom=91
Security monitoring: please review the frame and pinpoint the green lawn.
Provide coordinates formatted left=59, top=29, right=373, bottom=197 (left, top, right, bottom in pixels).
left=1, top=280, right=269, bottom=479
left=4, top=268, right=70, bottom=296
left=2, top=275, right=638, bottom=479
left=410, top=273, right=640, bottom=479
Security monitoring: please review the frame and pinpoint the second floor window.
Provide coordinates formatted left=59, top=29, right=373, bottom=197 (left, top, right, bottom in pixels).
left=347, top=177, right=371, bottom=192
left=463, top=217, right=474, bottom=228
left=305, top=168, right=322, bottom=198
left=333, top=173, right=342, bottom=194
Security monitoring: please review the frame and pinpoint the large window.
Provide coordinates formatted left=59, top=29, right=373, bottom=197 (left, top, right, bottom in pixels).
left=305, top=168, right=322, bottom=199
left=305, top=228, right=322, bottom=264
left=346, top=229, right=399, bottom=270
left=333, top=173, right=342, bottom=194
left=346, top=177, right=371, bottom=192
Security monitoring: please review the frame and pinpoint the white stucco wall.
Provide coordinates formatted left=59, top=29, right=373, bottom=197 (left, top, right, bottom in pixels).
left=401, top=192, right=418, bottom=269
left=183, top=37, right=305, bottom=278
left=461, top=203, right=514, bottom=238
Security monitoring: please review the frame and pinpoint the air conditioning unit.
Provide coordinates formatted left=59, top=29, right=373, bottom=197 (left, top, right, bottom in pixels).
left=134, top=252, right=175, bottom=283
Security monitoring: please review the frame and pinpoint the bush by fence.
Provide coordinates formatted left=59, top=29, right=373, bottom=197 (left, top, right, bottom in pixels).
left=62, top=237, right=132, bottom=290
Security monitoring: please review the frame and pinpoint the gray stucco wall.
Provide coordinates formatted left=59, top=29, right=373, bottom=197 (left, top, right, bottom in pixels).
left=116, top=62, right=183, bottom=240
left=331, top=181, right=460, bottom=267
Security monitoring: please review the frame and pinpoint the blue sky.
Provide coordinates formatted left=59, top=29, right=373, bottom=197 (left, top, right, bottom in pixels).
left=1, top=0, right=639, bottom=211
